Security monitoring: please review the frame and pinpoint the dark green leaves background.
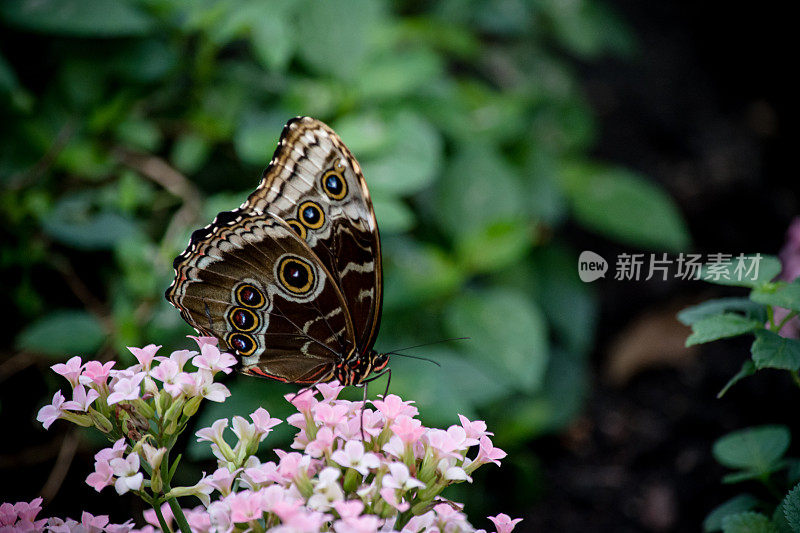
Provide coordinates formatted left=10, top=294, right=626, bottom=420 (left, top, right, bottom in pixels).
left=1, top=0, right=690, bottom=509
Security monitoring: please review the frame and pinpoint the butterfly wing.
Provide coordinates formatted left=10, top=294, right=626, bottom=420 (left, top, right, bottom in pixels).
left=241, top=117, right=383, bottom=353
left=166, top=209, right=357, bottom=383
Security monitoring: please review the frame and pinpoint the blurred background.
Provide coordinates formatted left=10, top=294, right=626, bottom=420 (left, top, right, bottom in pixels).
left=0, top=0, right=795, bottom=530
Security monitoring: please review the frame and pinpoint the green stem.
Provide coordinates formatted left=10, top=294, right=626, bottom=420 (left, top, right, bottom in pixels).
left=775, top=310, right=799, bottom=332
left=166, top=497, right=192, bottom=533
left=152, top=501, right=173, bottom=533
left=767, top=306, right=776, bottom=330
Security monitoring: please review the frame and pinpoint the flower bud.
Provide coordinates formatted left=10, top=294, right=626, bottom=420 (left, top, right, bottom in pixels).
left=133, top=398, right=155, bottom=420
left=163, top=398, right=185, bottom=433
left=88, top=408, right=114, bottom=433
left=182, top=395, right=203, bottom=417
left=60, top=411, right=93, bottom=427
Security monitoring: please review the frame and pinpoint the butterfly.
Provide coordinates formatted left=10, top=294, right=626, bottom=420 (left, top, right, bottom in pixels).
left=165, top=116, right=389, bottom=388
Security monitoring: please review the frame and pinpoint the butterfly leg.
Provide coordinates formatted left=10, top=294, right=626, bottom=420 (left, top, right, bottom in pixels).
left=357, top=368, right=392, bottom=441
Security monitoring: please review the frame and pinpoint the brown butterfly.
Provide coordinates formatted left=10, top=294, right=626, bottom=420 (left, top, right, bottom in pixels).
left=166, top=117, right=388, bottom=387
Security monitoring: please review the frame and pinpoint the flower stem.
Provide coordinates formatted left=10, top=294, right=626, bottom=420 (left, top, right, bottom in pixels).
left=167, top=497, right=192, bottom=533
left=152, top=501, right=172, bottom=533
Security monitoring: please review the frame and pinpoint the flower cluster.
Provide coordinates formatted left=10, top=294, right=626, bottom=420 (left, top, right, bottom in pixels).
left=0, top=498, right=133, bottom=532
left=179, top=383, right=514, bottom=532
left=17, top=340, right=521, bottom=532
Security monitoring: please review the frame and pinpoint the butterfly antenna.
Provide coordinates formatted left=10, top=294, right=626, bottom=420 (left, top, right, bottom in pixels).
left=388, top=337, right=471, bottom=353
left=385, top=352, right=441, bottom=367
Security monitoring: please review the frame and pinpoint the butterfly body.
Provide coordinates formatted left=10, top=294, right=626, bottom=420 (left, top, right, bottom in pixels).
left=166, top=117, right=387, bottom=386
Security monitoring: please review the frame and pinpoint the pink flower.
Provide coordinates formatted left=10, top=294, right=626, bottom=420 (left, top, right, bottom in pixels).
left=433, top=503, right=471, bottom=531
left=196, top=419, right=228, bottom=445
left=313, top=402, right=349, bottom=428
left=334, top=514, right=382, bottom=533
left=110, top=453, right=143, bottom=495
left=95, top=438, right=127, bottom=463
left=458, top=414, right=492, bottom=441
left=276, top=452, right=313, bottom=482
left=51, top=356, right=84, bottom=388
left=143, top=503, right=173, bottom=529
left=390, top=415, right=425, bottom=444
left=62, top=385, right=100, bottom=412
left=308, top=467, right=344, bottom=511
left=305, top=427, right=336, bottom=458
left=128, top=344, right=160, bottom=372
left=79, top=360, right=116, bottom=390
left=286, top=388, right=318, bottom=413
left=250, top=407, right=282, bottom=438
left=78, top=511, right=110, bottom=533
left=488, top=513, right=523, bottom=533
left=203, top=467, right=240, bottom=495
left=86, top=459, right=114, bottom=492
left=150, top=358, right=180, bottom=385
left=37, top=390, right=65, bottom=429
left=242, top=461, right=281, bottom=488
left=474, top=436, right=507, bottom=467
left=164, top=349, right=195, bottom=371
left=333, top=499, right=364, bottom=519
left=226, top=490, right=268, bottom=523
left=106, top=372, right=145, bottom=405
left=426, top=429, right=462, bottom=458
left=194, top=343, right=237, bottom=375
left=331, top=440, right=380, bottom=476
left=315, top=381, right=344, bottom=401
left=189, top=335, right=218, bottom=349
left=372, top=394, right=418, bottom=420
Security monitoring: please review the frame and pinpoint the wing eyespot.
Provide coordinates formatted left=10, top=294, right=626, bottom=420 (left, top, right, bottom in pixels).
left=321, top=169, right=347, bottom=200
left=227, top=307, right=259, bottom=332
left=235, top=283, right=266, bottom=308
left=286, top=218, right=307, bottom=240
left=228, top=332, right=257, bottom=356
left=298, top=201, right=325, bottom=229
left=277, top=255, right=315, bottom=295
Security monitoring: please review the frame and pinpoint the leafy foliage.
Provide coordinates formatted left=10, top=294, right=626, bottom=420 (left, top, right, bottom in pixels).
left=684, top=258, right=800, bottom=531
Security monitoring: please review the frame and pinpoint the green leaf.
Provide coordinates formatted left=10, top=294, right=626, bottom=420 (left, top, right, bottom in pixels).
left=713, top=425, right=790, bottom=474
left=718, top=360, right=756, bottom=398
left=455, top=219, right=533, bottom=274
left=783, top=483, right=800, bottom=533
left=685, top=313, right=762, bottom=347
left=434, top=143, right=524, bottom=240
left=382, top=238, right=464, bottom=311
left=115, top=117, right=162, bottom=152
left=444, top=288, right=549, bottom=392
left=562, top=164, right=690, bottom=251
left=372, top=197, right=414, bottom=234
left=250, top=2, right=295, bottom=72
left=751, top=330, right=800, bottom=371
left=171, top=133, right=211, bottom=174
left=700, top=255, right=782, bottom=288
left=16, top=310, right=104, bottom=357
left=751, top=281, right=800, bottom=313
left=233, top=110, right=288, bottom=165
left=0, top=0, right=154, bottom=37
left=361, top=112, right=443, bottom=197
left=721, top=512, right=778, bottom=533
left=42, top=194, right=139, bottom=250
left=704, top=494, right=760, bottom=532
left=678, top=298, right=766, bottom=326
left=295, top=0, right=382, bottom=79
left=356, top=50, right=442, bottom=101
